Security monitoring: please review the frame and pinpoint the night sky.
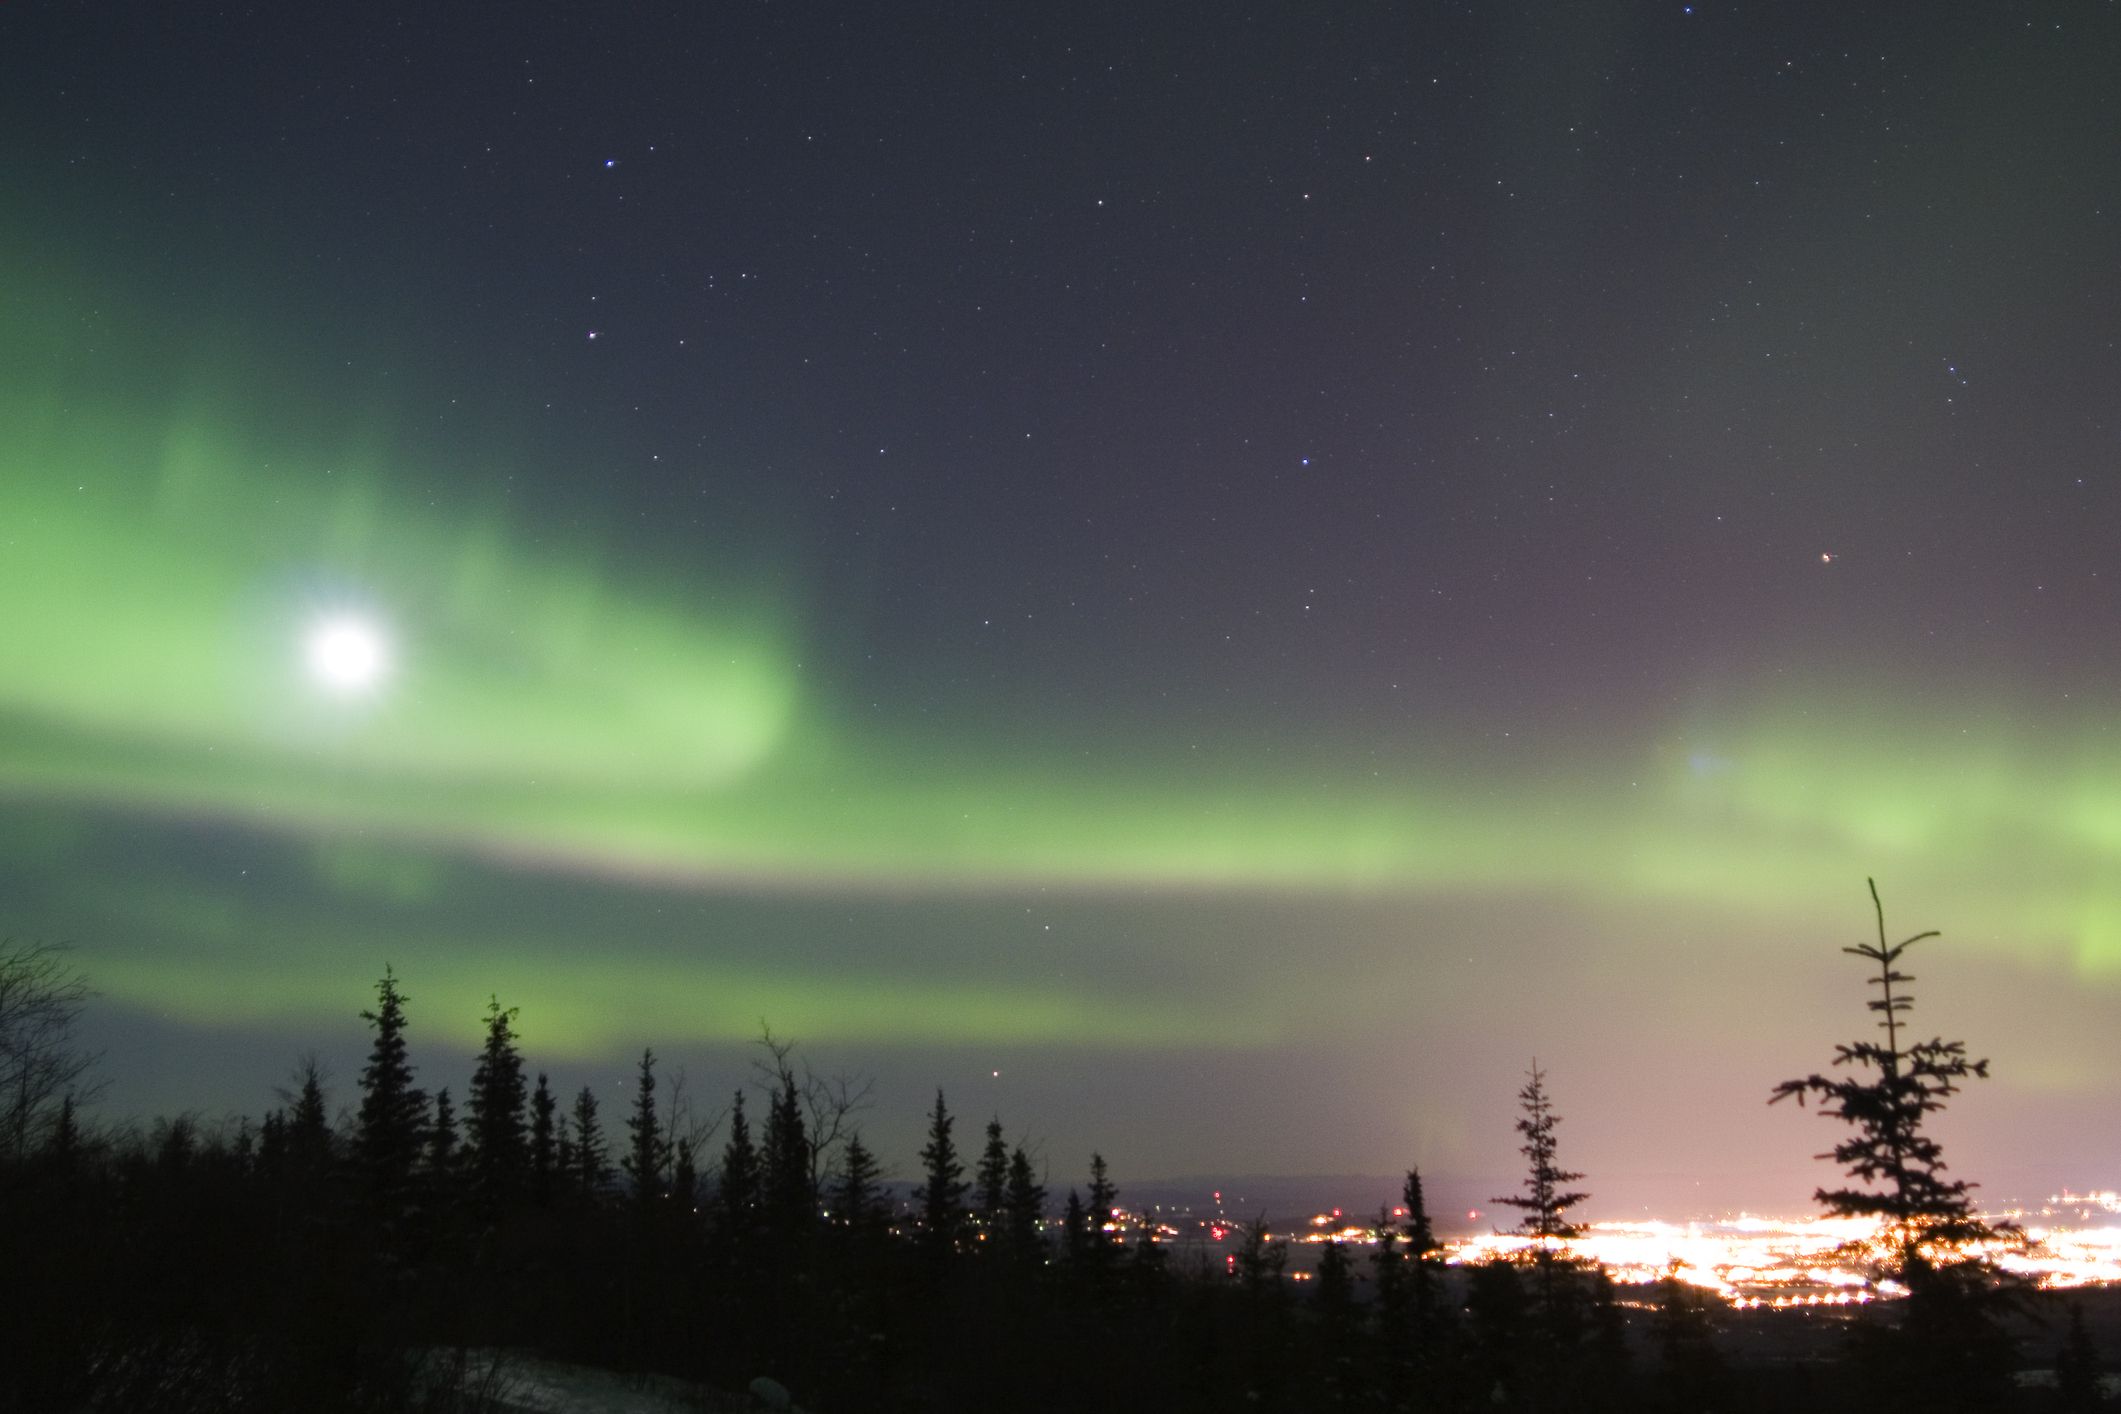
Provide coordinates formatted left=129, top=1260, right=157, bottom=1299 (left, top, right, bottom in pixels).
left=4, top=3, right=2117, bottom=1212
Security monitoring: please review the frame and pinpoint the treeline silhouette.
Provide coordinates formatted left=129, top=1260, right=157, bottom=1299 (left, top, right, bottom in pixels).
left=0, top=956, right=2099, bottom=1413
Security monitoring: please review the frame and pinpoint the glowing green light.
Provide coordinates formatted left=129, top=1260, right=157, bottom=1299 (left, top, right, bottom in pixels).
left=7, top=247, right=2121, bottom=1066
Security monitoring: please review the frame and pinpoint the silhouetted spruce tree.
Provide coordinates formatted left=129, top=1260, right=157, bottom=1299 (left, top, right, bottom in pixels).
left=976, top=1116, right=1009, bottom=1240
left=465, top=997, right=528, bottom=1214
left=426, top=1086, right=461, bottom=1237
left=263, top=1055, right=334, bottom=1224
left=529, top=1073, right=557, bottom=1206
left=621, top=1048, right=667, bottom=1205
left=1235, top=1215, right=1291, bottom=1405
left=1002, top=1144, right=1046, bottom=1262
left=913, top=1089, right=967, bottom=1255
left=716, top=1090, right=760, bottom=1250
left=1374, top=1170, right=1459, bottom=1407
left=761, top=1072, right=814, bottom=1244
left=154, top=1111, right=198, bottom=1172
left=1236, top=1215, right=1286, bottom=1295
left=1770, top=881, right=2021, bottom=1412
left=282, top=1055, right=333, bottom=1179
left=1084, top=1151, right=1120, bottom=1281
left=569, top=1084, right=611, bottom=1201
left=832, top=1128, right=883, bottom=1237
left=1770, top=880, right=2012, bottom=1270
left=1061, top=1188, right=1089, bottom=1265
left=257, top=1106, right=287, bottom=1172
left=1491, top=1063, right=1593, bottom=1402
left=1494, top=1062, right=1588, bottom=1250
left=1496, top=1067, right=1588, bottom=1285
left=428, top=1087, right=459, bottom=1178
left=354, top=967, right=426, bottom=1218
left=1371, top=1210, right=1414, bottom=1408
left=1402, top=1167, right=1451, bottom=1362
left=670, top=1136, right=697, bottom=1213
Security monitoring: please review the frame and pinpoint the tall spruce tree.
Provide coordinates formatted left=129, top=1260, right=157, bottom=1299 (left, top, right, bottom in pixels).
left=570, top=1084, right=611, bottom=1201
left=833, top=1129, right=883, bottom=1237
left=428, top=1086, right=459, bottom=1189
left=1003, top=1144, right=1046, bottom=1262
left=976, top=1116, right=1009, bottom=1238
left=622, top=1048, right=667, bottom=1204
left=671, top=1136, right=698, bottom=1212
left=717, top=1090, right=760, bottom=1233
left=354, top=967, right=426, bottom=1215
left=913, top=1089, right=967, bottom=1254
left=1770, top=880, right=2011, bottom=1270
left=529, top=1073, right=557, bottom=1206
left=429, top=1088, right=455, bottom=1160
left=715, top=1088, right=762, bottom=1280
left=1084, top=1152, right=1121, bottom=1271
left=761, top=1072, right=813, bottom=1242
left=1236, top=1215, right=1286, bottom=1295
left=1492, top=1062, right=1593, bottom=1390
left=279, top=1054, right=333, bottom=1186
left=1493, top=1063, right=1587, bottom=1248
left=1062, top=1189, right=1089, bottom=1266
left=1403, top=1167, right=1448, bottom=1339
left=465, top=996, right=528, bottom=1213
left=1371, top=1210, right=1413, bottom=1410
left=1771, top=880, right=2021, bottom=1411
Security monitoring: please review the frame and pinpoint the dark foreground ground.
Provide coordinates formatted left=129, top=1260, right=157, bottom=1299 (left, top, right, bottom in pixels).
left=422, top=1283, right=2121, bottom=1414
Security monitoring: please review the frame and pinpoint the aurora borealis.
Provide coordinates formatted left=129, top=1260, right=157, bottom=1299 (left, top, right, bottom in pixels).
left=4, top=4, right=2118, bottom=1208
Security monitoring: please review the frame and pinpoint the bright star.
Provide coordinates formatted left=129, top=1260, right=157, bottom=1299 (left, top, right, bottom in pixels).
left=305, top=614, right=391, bottom=693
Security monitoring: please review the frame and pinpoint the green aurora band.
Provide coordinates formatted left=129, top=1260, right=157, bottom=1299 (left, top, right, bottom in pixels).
left=6, top=256, right=2121, bottom=1060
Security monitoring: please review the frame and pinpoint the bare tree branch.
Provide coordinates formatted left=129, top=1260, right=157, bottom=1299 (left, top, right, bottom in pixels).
left=751, top=1022, right=874, bottom=1189
left=0, top=940, right=102, bottom=1160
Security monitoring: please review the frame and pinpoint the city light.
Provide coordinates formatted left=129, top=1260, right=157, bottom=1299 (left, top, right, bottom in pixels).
left=1126, top=1191, right=2121, bottom=1304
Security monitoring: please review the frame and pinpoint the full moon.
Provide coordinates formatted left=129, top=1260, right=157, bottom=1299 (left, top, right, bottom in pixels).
left=305, top=614, right=391, bottom=693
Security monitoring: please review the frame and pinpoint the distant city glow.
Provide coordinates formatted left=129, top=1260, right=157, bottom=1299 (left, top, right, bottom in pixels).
left=1446, top=1200, right=2121, bottom=1304
left=305, top=614, right=391, bottom=693
left=1133, top=1191, right=2121, bottom=1304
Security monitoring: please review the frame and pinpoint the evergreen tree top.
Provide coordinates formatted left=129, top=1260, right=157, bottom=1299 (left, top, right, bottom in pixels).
left=1771, top=880, right=2012, bottom=1271
left=1492, top=1062, right=1589, bottom=1244
left=914, top=1089, right=967, bottom=1248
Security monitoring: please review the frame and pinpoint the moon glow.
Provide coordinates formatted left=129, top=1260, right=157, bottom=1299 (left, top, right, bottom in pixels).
left=305, top=614, right=391, bottom=694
